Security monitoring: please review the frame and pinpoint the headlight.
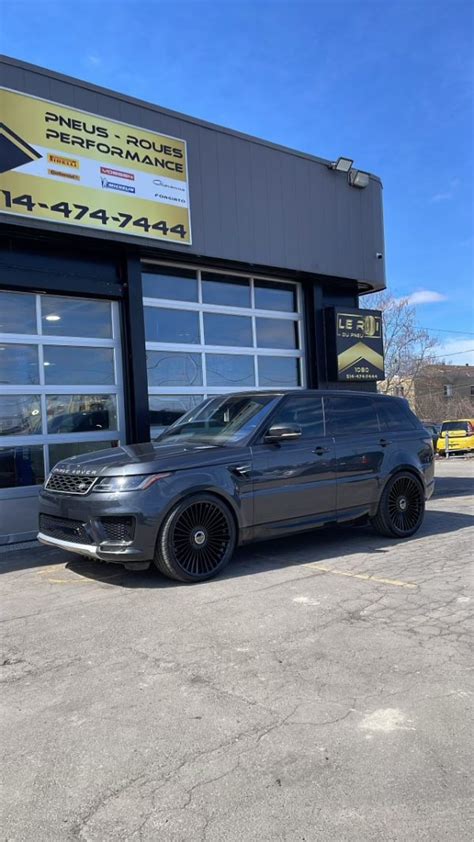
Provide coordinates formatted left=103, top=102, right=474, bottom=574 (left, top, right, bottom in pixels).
left=93, top=473, right=170, bottom=492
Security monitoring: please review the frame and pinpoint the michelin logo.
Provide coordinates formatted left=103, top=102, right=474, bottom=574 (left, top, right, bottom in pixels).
left=101, top=178, right=135, bottom=194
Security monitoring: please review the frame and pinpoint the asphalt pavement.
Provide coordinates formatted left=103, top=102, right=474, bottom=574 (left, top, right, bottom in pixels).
left=1, top=458, right=473, bottom=841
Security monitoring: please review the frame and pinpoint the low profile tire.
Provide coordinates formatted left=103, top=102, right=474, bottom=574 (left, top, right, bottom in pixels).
left=371, top=472, right=425, bottom=539
left=154, top=494, right=237, bottom=583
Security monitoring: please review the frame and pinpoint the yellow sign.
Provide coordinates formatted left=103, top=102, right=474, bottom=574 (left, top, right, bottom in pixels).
left=0, top=88, right=191, bottom=244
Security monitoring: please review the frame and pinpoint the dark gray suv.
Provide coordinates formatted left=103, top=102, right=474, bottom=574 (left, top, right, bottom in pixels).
left=38, top=390, right=435, bottom=583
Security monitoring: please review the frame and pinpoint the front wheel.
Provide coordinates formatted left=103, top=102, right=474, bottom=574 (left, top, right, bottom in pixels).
left=371, top=472, right=425, bottom=538
left=154, top=494, right=237, bottom=583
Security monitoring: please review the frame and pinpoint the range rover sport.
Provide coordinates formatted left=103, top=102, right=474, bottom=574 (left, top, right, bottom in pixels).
left=38, top=390, right=435, bottom=583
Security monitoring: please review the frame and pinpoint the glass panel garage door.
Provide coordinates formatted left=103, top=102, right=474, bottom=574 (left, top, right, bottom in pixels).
left=142, top=263, right=305, bottom=436
left=0, top=290, right=124, bottom=540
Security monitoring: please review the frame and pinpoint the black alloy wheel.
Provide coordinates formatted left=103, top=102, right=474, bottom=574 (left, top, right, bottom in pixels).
left=154, top=494, right=237, bottom=583
left=371, top=472, right=425, bottom=538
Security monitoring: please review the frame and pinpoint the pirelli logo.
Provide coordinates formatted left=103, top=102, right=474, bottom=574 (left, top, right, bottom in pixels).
left=47, top=153, right=80, bottom=169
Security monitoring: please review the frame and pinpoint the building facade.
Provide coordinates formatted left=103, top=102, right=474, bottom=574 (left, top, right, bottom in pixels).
left=0, top=55, right=386, bottom=543
left=412, top=364, right=474, bottom=422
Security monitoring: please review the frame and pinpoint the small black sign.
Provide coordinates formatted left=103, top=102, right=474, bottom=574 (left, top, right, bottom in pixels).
left=328, top=308, right=384, bottom=382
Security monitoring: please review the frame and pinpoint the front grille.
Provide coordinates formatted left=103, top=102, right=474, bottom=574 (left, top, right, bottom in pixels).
left=39, top=514, right=92, bottom=544
left=45, top=473, right=97, bottom=495
left=100, top=517, right=135, bottom=542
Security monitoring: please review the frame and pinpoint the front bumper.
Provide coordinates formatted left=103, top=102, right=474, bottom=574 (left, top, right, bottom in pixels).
left=37, top=486, right=162, bottom=565
left=37, top=531, right=150, bottom=564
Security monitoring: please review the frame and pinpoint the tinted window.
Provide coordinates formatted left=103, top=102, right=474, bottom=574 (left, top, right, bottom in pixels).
left=203, top=314, right=252, bottom=347
left=256, top=318, right=297, bottom=349
left=146, top=351, right=202, bottom=387
left=0, top=344, right=39, bottom=385
left=43, top=346, right=115, bottom=385
left=142, top=267, right=198, bottom=301
left=46, top=395, right=117, bottom=433
left=440, top=421, right=469, bottom=433
left=0, top=292, right=37, bottom=334
left=258, top=356, right=300, bottom=387
left=206, top=354, right=255, bottom=387
left=0, top=445, right=44, bottom=489
left=144, top=307, right=200, bottom=344
left=202, top=273, right=250, bottom=307
left=0, top=395, right=41, bottom=436
left=328, top=396, right=380, bottom=435
left=378, top=400, right=418, bottom=431
left=254, top=281, right=296, bottom=312
left=269, top=396, right=325, bottom=439
left=41, top=296, right=112, bottom=338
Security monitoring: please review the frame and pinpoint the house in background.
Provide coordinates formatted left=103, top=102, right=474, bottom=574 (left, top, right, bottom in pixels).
left=413, top=364, right=474, bottom=422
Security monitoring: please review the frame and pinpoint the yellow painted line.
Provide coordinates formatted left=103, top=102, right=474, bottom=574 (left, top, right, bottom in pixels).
left=37, top=566, right=123, bottom=585
left=304, top=563, right=417, bottom=589
left=47, top=572, right=123, bottom=584
left=37, top=565, right=66, bottom=576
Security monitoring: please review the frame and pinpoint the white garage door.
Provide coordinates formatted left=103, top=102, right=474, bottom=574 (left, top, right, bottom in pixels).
left=142, top=262, right=306, bottom=435
left=0, top=290, right=125, bottom=542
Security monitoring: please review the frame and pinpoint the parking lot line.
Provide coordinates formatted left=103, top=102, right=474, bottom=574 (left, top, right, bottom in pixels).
left=304, top=563, right=417, bottom=589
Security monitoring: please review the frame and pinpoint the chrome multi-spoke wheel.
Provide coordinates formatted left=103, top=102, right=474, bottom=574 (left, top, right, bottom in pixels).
left=371, top=472, right=425, bottom=538
left=155, top=495, right=236, bottom=582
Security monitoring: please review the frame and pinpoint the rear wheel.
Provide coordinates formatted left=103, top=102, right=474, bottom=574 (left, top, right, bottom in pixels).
left=154, top=494, right=237, bottom=583
left=371, top=472, right=425, bottom=538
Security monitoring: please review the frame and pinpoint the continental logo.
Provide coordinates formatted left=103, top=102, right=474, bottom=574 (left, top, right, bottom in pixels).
left=48, top=168, right=80, bottom=181
left=337, top=341, right=384, bottom=374
left=337, top=313, right=382, bottom=339
left=47, top=153, right=79, bottom=169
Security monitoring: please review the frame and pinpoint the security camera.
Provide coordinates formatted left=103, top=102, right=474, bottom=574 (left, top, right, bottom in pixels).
left=376, top=252, right=383, bottom=260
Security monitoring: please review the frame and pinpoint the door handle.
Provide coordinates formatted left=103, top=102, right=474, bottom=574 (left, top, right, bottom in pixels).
left=314, top=446, right=330, bottom=455
left=379, top=438, right=392, bottom=447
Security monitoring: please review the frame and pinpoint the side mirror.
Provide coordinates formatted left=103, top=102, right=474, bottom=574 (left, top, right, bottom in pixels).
left=264, top=424, right=302, bottom=443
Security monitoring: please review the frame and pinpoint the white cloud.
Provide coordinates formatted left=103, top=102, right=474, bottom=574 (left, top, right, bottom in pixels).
left=430, top=178, right=460, bottom=203
left=85, top=55, right=101, bottom=66
left=397, top=290, right=448, bottom=305
left=430, top=190, right=454, bottom=203
left=436, top=339, right=474, bottom=366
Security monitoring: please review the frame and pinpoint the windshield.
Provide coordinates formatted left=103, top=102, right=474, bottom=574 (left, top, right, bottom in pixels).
left=155, top=394, right=279, bottom=445
left=441, top=421, right=470, bottom=434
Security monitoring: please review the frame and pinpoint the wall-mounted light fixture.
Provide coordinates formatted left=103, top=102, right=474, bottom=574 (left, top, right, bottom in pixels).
left=348, top=169, right=370, bottom=189
left=329, top=156, right=354, bottom=172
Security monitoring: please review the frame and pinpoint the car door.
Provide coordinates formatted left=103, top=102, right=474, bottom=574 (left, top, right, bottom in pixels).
left=250, top=394, right=337, bottom=527
left=326, top=394, right=386, bottom=514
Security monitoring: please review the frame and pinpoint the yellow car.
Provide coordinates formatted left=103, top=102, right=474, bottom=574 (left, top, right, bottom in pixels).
left=437, top=419, right=474, bottom=455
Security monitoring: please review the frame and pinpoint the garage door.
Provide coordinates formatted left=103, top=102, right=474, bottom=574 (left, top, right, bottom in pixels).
left=142, top=263, right=306, bottom=435
left=0, top=290, right=125, bottom=542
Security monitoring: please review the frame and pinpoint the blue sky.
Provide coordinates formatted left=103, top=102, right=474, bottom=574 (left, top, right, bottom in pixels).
left=1, top=0, right=473, bottom=361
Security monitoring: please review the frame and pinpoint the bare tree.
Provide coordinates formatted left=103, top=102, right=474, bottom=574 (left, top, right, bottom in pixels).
left=412, top=365, right=474, bottom=422
left=362, top=291, right=439, bottom=400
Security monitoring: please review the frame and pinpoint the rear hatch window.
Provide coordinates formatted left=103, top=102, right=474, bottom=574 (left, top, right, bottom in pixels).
left=440, top=421, right=471, bottom=436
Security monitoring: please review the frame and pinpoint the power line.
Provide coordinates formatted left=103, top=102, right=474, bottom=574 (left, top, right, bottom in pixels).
left=418, top=326, right=474, bottom=336
left=429, top=349, right=474, bottom=359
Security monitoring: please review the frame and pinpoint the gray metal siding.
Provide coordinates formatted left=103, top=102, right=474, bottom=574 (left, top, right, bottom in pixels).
left=0, top=56, right=385, bottom=291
